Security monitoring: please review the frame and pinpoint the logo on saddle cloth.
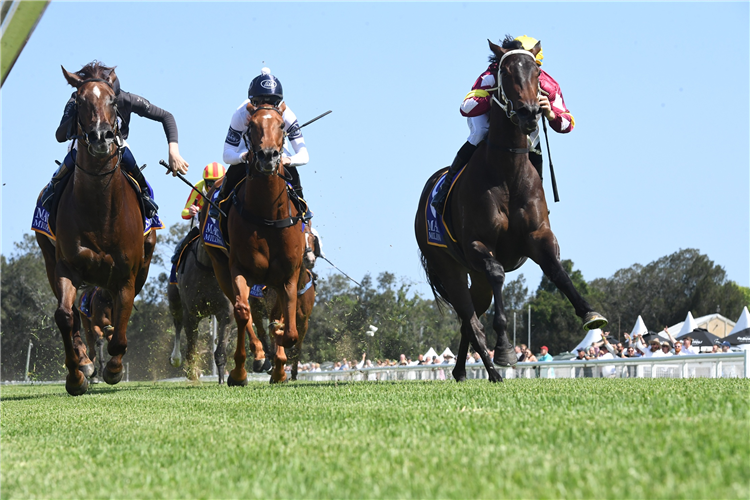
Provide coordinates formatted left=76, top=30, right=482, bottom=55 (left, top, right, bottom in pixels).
left=201, top=189, right=227, bottom=251
left=30, top=177, right=164, bottom=241
left=79, top=287, right=99, bottom=319
left=425, top=166, right=466, bottom=247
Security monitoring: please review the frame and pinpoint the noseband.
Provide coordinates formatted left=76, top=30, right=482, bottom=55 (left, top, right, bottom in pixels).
left=490, top=49, right=541, bottom=122
left=242, top=105, right=284, bottom=176
left=72, top=78, right=123, bottom=176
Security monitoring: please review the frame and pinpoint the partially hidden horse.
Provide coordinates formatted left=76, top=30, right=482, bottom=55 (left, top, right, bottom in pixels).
left=78, top=285, right=112, bottom=382
left=167, top=230, right=241, bottom=384
left=36, top=66, right=157, bottom=395
left=415, top=39, right=607, bottom=383
left=250, top=223, right=318, bottom=380
left=202, top=103, right=307, bottom=384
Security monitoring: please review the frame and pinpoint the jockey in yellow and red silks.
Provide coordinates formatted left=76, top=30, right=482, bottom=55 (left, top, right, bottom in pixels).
left=432, top=35, right=575, bottom=215
left=181, top=162, right=226, bottom=220
left=170, top=162, right=225, bottom=265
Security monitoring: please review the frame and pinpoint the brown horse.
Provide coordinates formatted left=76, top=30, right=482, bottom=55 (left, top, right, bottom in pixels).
left=36, top=66, right=157, bottom=395
left=415, top=39, right=607, bottom=383
left=203, top=103, right=306, bottom=384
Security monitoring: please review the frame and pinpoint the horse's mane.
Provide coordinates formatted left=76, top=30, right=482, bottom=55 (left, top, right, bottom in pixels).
left=74, top=60, right=116, bottom=81
left=488, top=35, right=523, bottom=64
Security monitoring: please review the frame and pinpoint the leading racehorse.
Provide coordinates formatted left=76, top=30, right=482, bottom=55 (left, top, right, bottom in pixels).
left=36, top=66, right=156, bottom=395
left=203, top=103, right=307, bottom=384
left=415, top=39, right=607, bottom=383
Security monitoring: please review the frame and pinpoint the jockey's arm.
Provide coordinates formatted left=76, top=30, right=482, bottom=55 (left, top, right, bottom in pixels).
left=539, top=70, right=575, bottom=134
left=129, top=92, right=188, bottom=174
left=281, top=107, right=309, bottom=167
left=223, top=101, right=251, bottom=165
left=56, top=93, right=77, bottom=143
left=181, top=180, right=205, bottom=219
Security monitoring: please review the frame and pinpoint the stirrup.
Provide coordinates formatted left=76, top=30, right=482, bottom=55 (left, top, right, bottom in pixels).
left=142, top=195, right=159, bottom=219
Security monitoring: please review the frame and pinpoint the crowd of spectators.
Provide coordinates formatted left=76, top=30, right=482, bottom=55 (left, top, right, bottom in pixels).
left=290, top=328, right=737, bottom=374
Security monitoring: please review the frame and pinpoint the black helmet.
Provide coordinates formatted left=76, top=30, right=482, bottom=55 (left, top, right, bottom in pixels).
left=248, top=67, right=283, bottom=105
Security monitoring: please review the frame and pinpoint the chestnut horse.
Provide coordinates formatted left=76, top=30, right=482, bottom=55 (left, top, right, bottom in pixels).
left=36, top=66, right=156, bottom=395
left=415, top=39, right=607, bottom=383
left=203, top=103, right=306, bottom=384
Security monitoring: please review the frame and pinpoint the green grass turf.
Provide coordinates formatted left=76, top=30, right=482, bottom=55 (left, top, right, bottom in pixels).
left=1, top=379, right=748, bottom=499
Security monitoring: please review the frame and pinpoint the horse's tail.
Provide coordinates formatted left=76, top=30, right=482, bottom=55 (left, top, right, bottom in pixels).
left=419, top=249, right=450, bottom=314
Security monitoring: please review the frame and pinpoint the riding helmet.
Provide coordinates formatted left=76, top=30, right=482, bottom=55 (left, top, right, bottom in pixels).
left=247, top=67, right=283, bottom=105
left=514, top=35, right=544, bottom=66
left=203, top=162, right=226, bottom=181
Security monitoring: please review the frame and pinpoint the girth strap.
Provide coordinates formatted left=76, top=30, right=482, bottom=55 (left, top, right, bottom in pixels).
left=231, top=193, right=302, bottom=228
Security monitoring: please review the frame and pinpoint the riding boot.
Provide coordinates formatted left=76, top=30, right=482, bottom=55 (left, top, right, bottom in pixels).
left=287, top=166, right=313, bottom=220
left=209, top=163, right=246, bottom=219
left=121, top=148, right=159, bottom=218
left=431, top=141, right=477, bottom=215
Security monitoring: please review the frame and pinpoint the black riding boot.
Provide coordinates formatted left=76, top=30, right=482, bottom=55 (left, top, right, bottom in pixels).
left=431, top=141, right=477, bottom=215
left=125, top=164, right=159, bottom=219
left=209, top=163, right=246, bottom=219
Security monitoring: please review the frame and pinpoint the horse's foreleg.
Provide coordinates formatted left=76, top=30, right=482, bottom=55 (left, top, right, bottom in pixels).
left=103, top=284, right=135, bottom=385
left=170, top=325, right=183, bottom=368
left=77, top=311, right=96, bottom=378
left=271, top=320, right=287, bottom=384
left=228, top=273, right=252, bottom=387
left=54, top=269, right=88, bottom=395
left=278, top=279, right=300, bottom=350
left=183, top=315, right=201, bottom=381
left=249, top=298, right=272, bottom=373
left=529, top=231, right=608, bottom=330
left=214, top=311, right=231, bottom=384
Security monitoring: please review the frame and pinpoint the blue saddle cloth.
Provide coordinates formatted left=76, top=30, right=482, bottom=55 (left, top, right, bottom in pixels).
left=201, top=189, right=227, bottom=251
left=79, top=287, right=99, bottom=318
left=424, top=165, right=466, bottom=247
left=31, top=178, right=164, bottom=240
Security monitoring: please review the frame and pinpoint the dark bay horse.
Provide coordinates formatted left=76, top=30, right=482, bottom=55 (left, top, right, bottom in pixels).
left=167, top=233, right=236, bottom=383
left=36, top=66, right=156, bottom=395
left=203, top=103, right=307, bottom=384
left=415, top=39, right=607, bottom=383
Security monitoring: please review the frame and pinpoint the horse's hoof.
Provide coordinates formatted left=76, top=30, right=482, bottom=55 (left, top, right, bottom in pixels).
left=66, top=373, right=89, bottom=396
left=583, top=312, right=608, bottom=331
left=227, top=372, right=248, bottom=387
left=270, top=374, right=287, bottom=384
left=102, top=367, right=123, bottom=385
left=170, top=357, right=182, bottom=368
left=487, top=369, right=504, bottom=383
left=493, top=346, right=518, bottom=367
left=252, top=359, right=269, bottom=373
left=80, top=362, right=95, bottom=378
left=90, top=377, right=101, bottom=385
left=452, top=368, right=467, bottom=382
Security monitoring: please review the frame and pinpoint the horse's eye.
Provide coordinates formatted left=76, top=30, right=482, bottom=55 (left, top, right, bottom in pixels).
left=279, top=123, right=284, bottom=130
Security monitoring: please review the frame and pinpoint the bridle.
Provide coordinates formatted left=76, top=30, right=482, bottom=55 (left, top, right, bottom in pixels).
left=488, top=49, right=541, bottom=123
left=242, top=104, right=284, bottom=176
left=72, top=78, right=123, bottom=177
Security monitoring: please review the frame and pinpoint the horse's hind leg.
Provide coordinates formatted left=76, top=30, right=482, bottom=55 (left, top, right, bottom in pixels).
left=227, top=273, right=253, bottom=387
left=528, top=231, right=607, bottom=330
left=168, top=283, right=183, bottom=368
left=103, top=285, right=135, bottom=385
left=77, top=310, right=96, bottom=378
left=214, top=310, right=232, bottom=384
left=54, top=267, right=88, bottom=395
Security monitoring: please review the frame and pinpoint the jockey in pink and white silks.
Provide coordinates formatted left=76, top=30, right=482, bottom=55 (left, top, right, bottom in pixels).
left=211, top=67, right=310, bottom=219
left=432, top=35, right=575, bottom=215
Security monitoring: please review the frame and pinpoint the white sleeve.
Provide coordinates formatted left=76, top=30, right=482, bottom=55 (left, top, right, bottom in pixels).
left=223, top=100, right=251, bottom=165
left=282, top=107, right=309, bottom=167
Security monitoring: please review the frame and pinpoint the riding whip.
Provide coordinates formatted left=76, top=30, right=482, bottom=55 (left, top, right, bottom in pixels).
left=320, top=255, right=361, bottom=287
left=541, top=115, right=560, bottom=203
left=299, top=110, right=332, bottom=130
left=159, top=159, right=228, bottom=218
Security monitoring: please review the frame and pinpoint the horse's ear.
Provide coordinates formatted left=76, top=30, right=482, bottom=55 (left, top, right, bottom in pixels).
left=106, top=68, right=117, bottom=87
left=61, top=65, right=83, bottom=88
left=488, top=39, right=507, bottom=59
left=529, top=40, right=542, bottom=59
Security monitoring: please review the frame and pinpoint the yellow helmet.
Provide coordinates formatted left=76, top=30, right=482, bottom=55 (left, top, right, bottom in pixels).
left=515, top=35, right=543, bottom=66
left=203, top=162, right=226, bottom=181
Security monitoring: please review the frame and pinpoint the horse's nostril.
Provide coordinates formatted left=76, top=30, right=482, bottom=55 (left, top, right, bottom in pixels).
left=104, top=131, right=114, bottom=140
left=272, top=150, right=279, bottom=159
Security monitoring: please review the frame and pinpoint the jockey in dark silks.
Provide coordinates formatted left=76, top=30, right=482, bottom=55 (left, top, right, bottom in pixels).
left=210, top=67, right=310, bottom=219
left=42, top=61, right=189, bottom=217
left=432, top=35, right=575, bottom=215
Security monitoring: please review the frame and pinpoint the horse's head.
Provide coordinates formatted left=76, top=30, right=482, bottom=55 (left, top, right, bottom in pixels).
left=488, top=39, right=542, bottom=135
left=245, top=102, right=285, bottom=176
left=62, top=64, right=119, bottom=157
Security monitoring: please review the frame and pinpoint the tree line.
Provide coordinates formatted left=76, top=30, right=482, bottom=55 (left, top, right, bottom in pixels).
left=2, top=226, right=747, bottom=381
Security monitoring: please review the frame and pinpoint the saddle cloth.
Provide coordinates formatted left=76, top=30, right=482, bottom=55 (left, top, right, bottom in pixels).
left=79, top=287, right=99, bottom=319
left=424, top=165, right=467, bottom=247
left=31, top=173, right=164, bottom=241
